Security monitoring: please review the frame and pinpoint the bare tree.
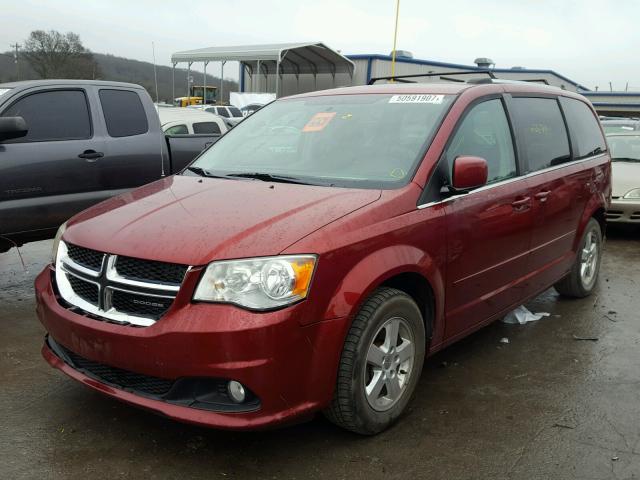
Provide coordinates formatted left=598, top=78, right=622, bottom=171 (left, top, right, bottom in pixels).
left=22, top=30, right=99, bottom=79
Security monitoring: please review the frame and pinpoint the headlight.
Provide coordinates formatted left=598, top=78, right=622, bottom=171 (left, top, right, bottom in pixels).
left=193, top=255, right=317, bottom=310
left=623, top=188, right=640, bottom=199
left=51, top=222, right=67, bottom=265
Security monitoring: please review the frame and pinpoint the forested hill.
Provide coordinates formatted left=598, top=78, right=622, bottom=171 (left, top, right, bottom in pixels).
left=0, top=52, right=238, bottom=103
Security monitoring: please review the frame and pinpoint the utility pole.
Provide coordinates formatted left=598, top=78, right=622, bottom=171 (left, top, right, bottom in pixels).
left=9, top=43, right=20, bottom=80
left=390, top=0, right=400, bottom=82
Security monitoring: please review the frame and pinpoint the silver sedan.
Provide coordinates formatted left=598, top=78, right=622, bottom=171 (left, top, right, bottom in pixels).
left=606, top=133, right=640, bottom=223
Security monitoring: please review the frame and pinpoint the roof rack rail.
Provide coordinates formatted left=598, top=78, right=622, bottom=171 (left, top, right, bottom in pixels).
left=368, top=70, right=496, bottom=85
left=467, top=77, right=551, bottom=86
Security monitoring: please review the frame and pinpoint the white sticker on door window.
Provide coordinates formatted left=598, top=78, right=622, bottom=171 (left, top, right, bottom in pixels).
left=389, top=94, right=444, bottom=104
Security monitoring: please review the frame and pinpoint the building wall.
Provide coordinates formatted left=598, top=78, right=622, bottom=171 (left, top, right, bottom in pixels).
left=356, top=56, right=584, bottom=92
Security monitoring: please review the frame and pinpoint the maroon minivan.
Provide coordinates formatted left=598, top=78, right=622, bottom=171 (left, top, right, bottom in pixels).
left=36, top=78, right=610, bottom=434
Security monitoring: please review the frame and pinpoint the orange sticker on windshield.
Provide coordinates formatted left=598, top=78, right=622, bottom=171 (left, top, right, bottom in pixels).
left=303, top=112, right=336, bottom=132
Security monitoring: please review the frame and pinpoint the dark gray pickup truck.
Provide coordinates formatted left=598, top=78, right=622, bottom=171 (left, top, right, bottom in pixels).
left=0, top=80, right=221, bottom=251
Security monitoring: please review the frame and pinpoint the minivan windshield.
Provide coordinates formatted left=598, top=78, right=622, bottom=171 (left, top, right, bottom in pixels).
left=607, top=134, right=640, bottom=162
left=187, top=93, right=454, bottom=188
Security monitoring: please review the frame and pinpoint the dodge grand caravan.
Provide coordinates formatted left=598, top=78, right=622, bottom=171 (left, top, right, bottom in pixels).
left=36, top=79, right=611, bottom=434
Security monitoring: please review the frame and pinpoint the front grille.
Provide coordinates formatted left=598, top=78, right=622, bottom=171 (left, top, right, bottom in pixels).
left=632, top=211, right=640, bottom=220
left=111, top=289, right=172, bottom=319
left=57, top=341, right=173, bottom=395
left=115, top=256, right=187, bottom=285
left=67, top=275, right=99, bottom=304
left=67, top=244, right=104, bottom=271
left=57, top=242, right=188, bottom=327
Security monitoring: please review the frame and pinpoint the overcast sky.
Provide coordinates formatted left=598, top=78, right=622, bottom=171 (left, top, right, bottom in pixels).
left=2, top=0, right=639, bottom=91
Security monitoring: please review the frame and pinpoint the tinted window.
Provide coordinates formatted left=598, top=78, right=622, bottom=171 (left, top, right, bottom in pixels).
left=511, top=98, right=570, bottom=172
left=560, top=98, right=606, bottom=158
left=2, top=90, right=91, bottom=142
left=216, top=107, right=230, bottom=118
left=99, top=89, right=148, bottom=137
left=228, top=107, right=242, bottom=117
left=446, top=99, right=517, bottom=184
left=193, top=122, right=221, bottom=134
left=165, top=124, right=188, bottom=135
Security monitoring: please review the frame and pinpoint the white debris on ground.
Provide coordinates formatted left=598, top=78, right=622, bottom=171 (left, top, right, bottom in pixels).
left=499, top=337, right=510, bottom=344
left=502, top=305, right=551, bottom=325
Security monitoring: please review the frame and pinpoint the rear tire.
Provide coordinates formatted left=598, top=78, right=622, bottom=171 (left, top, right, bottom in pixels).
left=554, top=218, right=602, bottom=298
left=324, top=287, right=426, bottom=435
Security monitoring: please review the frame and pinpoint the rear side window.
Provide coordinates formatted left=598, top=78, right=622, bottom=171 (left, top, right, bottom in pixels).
left=216, top=107, right=230, bottom=118
left=228, top=107, right=242, bottom=117
left=560, top=97, right=606, bottom=158
left=510, top=98, right=571, bottom=172
left=446, top=99, right=517, bottom=184
left=165, top=124, right=188, bottom=135
left=99, top=89, right=148, bottom=137
left=2, top=89, right=91, bottom=142
left=193, top=122, right=221, bottom=134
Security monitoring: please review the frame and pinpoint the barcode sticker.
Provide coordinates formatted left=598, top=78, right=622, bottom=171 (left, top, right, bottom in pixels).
left=389, top=94, right=445, bottom=104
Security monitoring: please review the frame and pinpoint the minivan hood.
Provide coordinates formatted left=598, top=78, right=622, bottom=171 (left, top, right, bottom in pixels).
left=612, top=161, right=640, bottom=197
left=64, top=175, right=381, bottom=265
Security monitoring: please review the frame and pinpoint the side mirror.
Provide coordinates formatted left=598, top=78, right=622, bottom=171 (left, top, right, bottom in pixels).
left=451, top=155, right=488, bottom=191
left=0, top=116, right=28, bottom=142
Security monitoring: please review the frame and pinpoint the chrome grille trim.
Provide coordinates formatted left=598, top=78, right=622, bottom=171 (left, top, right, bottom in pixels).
left=55, top=241, right=187, bottom=327
left=105, top=255, right=180, bottom=293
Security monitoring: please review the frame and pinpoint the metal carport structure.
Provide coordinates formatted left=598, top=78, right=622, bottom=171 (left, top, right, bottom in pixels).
left=170, top=42, right=356, bottom=101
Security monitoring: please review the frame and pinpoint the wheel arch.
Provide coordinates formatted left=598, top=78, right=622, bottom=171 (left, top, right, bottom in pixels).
left=380, top=272, right=435, bottom=342
left=324, top=244, right=444, bottom=347
left=574, top=196, right=607, bottom=252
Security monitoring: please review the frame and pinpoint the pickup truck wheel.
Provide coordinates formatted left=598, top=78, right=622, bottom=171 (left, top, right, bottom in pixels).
left=554, top=218, right=603, bottom=298
left=324, top=287, right=426, bottom=435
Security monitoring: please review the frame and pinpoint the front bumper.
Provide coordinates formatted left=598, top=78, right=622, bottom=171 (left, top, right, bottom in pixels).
left=606, top=198, right=640, bottom=223
left=35, top=267, right=348, bottom=430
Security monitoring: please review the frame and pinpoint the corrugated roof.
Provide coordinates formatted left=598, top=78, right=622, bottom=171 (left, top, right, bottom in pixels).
left=171, top=42, right=355, bottom=76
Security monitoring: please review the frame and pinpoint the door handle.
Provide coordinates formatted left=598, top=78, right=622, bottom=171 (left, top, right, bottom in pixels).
left=534, top=190, right=551, bottom=202
left=78, top=150, right=104, bottom=160
left=511, top=197, right=531, bottom=211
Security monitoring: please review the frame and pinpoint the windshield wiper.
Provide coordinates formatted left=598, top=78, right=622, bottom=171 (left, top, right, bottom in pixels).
left=184, top=166, right=230, bottom=178
left=226, top=172, right=314, bottom=185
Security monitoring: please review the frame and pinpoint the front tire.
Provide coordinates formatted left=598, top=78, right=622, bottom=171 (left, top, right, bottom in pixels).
left=324, top=287, right=426, bottom=435
left=554, top=218, right=603, bottom=298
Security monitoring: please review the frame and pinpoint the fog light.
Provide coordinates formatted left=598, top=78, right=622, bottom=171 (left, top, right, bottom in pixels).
left=227, top=380, right=246, bottom=403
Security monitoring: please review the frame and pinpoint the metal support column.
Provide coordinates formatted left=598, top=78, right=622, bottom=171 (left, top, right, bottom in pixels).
left=220, top=60, right=226, bottom=104
left=186, top=62, right=193, bottom=104
left=275, top=56, right=281, bottom=98
left=172, top=63, right=176, bottom=104
left=256, top=60, right=261, bottom=92
left=203, top=61, right=209, bottom=104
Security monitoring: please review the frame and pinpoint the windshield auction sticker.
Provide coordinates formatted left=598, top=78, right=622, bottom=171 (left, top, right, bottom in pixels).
left=389, top=94, right=444, bottom=104
left=303, top=112, right=337, bottom=132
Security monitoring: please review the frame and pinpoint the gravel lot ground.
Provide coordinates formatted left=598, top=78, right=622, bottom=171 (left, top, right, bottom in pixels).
left=1, top=227, right=639, bottom=480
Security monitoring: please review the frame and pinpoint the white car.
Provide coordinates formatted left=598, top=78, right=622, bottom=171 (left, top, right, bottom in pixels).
left=157, top=108, right=228, bottom=136
left=188, top=105, right=243, bottom=128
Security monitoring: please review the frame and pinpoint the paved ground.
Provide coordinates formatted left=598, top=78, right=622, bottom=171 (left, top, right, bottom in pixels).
left=1, top=228, right=639, bottom=480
